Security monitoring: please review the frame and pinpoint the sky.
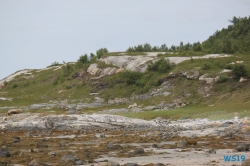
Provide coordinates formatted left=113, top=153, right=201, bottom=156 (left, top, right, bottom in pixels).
left=0, top=0, right=250, bottom=80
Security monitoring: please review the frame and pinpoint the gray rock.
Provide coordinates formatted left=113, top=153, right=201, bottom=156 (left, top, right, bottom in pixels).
left=12, top=137, right=20, bottom=143
left=28, top=159, right=39, bottom=166
left=0, top=147, right=10, bottom=157
left=133, top=148, right=145, bottom=154
left=176, top=139, right=188, bottom=148
left=136, top=93, right=150, bottom=100
left=152, top=144, right=158, bottom=148
left=236, top=143, right=249, bottom=152
left=67, top=109, right=80, bottom=114
left=75, top=160, right=83, bottom=165
left=45, top=120, right=54, bottom=129
left=48, top=151, right=56, bottom=156
left=126, top=163, right=138, bottom=166
left=61, top=155, right=77, bottom=162
left=110, top=163, right=120, bottom=166
left=206, top=148, right=216, bottom=154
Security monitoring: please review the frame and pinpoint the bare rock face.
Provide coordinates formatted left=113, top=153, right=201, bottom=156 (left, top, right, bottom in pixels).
left=100, top=56, right=154, bottom=72
left=87, top=63, right=121, bottom=79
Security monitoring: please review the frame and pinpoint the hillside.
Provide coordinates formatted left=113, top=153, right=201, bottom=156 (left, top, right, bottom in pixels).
left=0, top=17, right=250, bottom=120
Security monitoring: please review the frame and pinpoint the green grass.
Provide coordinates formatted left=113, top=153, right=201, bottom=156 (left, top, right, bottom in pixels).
left=117, top=103, right=250, bottom=120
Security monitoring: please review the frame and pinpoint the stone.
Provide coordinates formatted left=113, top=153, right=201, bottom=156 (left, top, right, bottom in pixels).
left=28, top=159, right=39, bottom=166
left=61, top=155, right=78, bottom=162
left=206, top=148, right=216, bottom=154
left=45, top=120, right=54, bottom=129
left=152, top=144, right=158, bottom=148
left=0, top=147, right=10, bottom=157
left=110, top=162, right=120, bottom=166
left=12, top=137, right=20, bottom=143
left=236, top=144, right=249, bottom=152
left=241, top=126, right=250, bottom=134
left=176, top=139, right=188, bottom=148
left=239, top=77, right=247, bottom=83
left=48, top=151, right=56, bottom=156
left=7, top=109, right=22, bottom=116
left=242, top=117, right=250, bottom=124
left=133, top=148, right=145, bottom=154
left=75, top=160, right=83, bottom=165
left=126, top=163, right=138, bottom=166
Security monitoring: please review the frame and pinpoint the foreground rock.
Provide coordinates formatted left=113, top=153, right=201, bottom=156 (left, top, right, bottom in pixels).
left=0, top=113, right=157, bottom=131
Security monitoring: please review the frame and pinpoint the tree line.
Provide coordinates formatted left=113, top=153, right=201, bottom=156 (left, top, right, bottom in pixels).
left=127, top=16, right=250, bottom=54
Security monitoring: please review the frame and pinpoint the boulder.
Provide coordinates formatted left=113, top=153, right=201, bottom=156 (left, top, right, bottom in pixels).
left=236, top=143, right=249, bottom=152
left=133, top=148, right=145, bottom=155
left=0, top=147, right=10, bottom=157
left=61, top=155, right=78, bottom=162
left=239, top=77, right=247, bottom=83
left=7, top=109, right=22, bottom=116
left=110, top=163, right=120, bottom=166
left=12, top=137, right=20, bottom=143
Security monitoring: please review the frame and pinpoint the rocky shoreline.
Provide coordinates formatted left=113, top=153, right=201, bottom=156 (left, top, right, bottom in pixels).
left=0, top=113, right=250, bottom=165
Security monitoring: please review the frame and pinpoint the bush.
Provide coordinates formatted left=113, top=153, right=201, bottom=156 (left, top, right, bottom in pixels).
left=62, top=64, right=74, bottom=77
left=123, top=71, right=143, bottom=85
left=232, top=64, right=247, bottom=78
left=202, top=63, right=211, bottom=70
left=12, top=84, right=18, bottom=89
left=96, top=48, right=108, bottom=59
left=216, top=75, right=228, bottom=83
left=147, top=58, right=174, bottom=73
left=49, top=61, right=60, bottom=67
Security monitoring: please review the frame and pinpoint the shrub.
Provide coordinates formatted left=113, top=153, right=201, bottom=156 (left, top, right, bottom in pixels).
left=23, top=82, right=30, bottom=87
left=62, top=64, right=74, bottom=77
left=232, top=64, right=247, bottom=78
left=96, top=48, right=108, bottom=59
left=12, top=84, right=18, bottom=89
left=216, top=75, right=228, bottom=83
left=49, top=61, right=60, bottom=67
left=147, top=58, right=174, bottom=73
left=202, top=63, right=211, bottom=70
left=123, top=71, right=143, bottom=85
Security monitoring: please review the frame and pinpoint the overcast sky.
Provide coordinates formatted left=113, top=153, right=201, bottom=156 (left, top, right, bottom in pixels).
left=0, top=0, right=250, bottom=79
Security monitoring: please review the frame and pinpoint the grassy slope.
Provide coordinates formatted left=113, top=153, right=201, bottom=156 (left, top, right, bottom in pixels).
left=0, top=53, right=250, bottom=120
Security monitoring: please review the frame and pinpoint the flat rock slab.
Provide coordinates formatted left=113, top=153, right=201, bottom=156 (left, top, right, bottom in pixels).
left=0, top=113, right=157, bottom=130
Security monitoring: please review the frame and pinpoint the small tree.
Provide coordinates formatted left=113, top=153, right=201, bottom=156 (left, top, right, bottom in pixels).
left=233, top=64, right=247, bottom=78
left=147, top=58, right=174, bottom=73
left=96, top=48, right=108, bottom=59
